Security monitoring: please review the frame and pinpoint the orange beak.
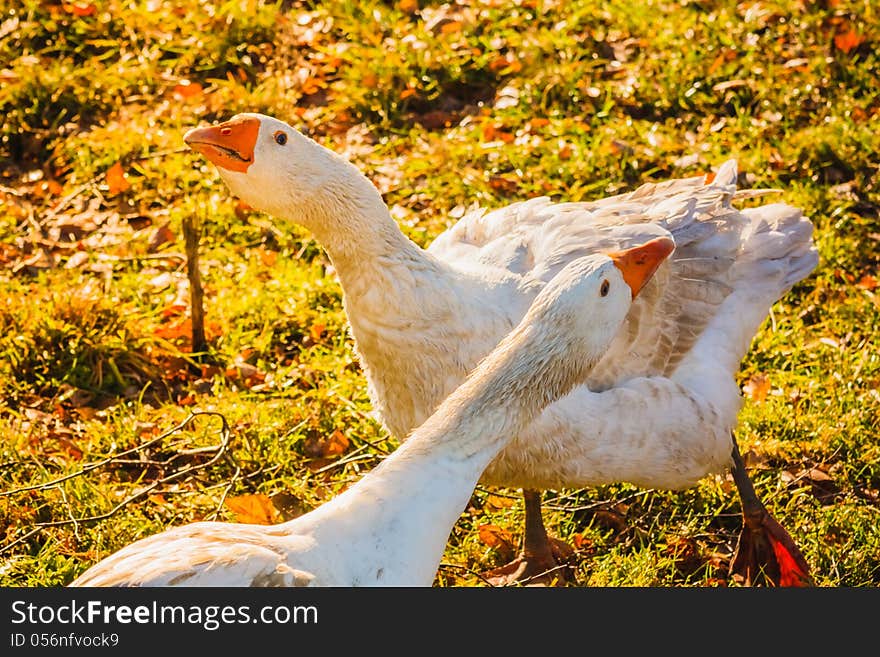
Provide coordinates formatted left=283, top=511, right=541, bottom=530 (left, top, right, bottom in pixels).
left=607, top=237, right=675, bottom=299
left=183, top=116, right=261, bottom=173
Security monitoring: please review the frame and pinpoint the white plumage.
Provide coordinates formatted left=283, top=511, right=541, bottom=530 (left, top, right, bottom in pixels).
left=71, top=248, right=662, bottom=586
left=182, top=114, right=819, bottom=584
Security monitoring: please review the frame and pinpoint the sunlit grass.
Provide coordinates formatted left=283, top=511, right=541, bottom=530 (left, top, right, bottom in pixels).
left=1, top=0, right=877, bottom=586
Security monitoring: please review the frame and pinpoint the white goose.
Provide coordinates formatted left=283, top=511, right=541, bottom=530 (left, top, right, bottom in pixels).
left=70, top=244, right=667, bottom=586
left=183, top=113, right=818, bottom=586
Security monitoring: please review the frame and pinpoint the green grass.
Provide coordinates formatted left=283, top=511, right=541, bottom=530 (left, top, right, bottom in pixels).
left=1, top=0, right=878, bottom=586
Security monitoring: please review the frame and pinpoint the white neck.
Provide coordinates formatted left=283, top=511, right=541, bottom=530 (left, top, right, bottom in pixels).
left=273, top=153, right=499, bottom=437
left=288, top=318, right=587, bottom=586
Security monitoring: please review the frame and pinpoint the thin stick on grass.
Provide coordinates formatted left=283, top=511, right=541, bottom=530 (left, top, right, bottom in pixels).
left=0, top=411, right=232, bottom=556
left=181, top=214, right=207, bottom=363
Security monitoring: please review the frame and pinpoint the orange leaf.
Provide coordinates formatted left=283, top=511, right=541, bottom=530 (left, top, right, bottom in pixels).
left=834, top=27, right=864, bottom=54
left=488, top=175, right=517, bottom=193
left=64, top=2, right=96, bottom=16
left=708, top=53, right=726, bottom=75
left=398, top=0, right=419, bottom=13
left=257, top=247, right=277, bottom=267
left=440, top=20, right=462, bottom=35
left=154, top=318, right=191, bottom=341
left=572, top=533, right=592, bottom=550
left=477, top=524, right=514, bottom=549
left=174, top=80, right=203, bottom=100
left=309, top=323, right=326, bottom=342
left=323, top=429, right=349, bottom=457
left=106, top=162, right=130, bottom=194
left=303, top=429, right=350, bottom=458
left=856, top=274, right=877, bottom=290
left=486, top=494, right=515, bottom=509
left=400, top=87, right=417, bottom=100
left=743, top=373, right=771, bottom=402
left=224, top=494, right=280, bottom=525
left=489, top=54, right=522, bottom=74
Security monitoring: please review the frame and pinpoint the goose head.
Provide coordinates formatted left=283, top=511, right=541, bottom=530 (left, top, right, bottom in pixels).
left=183, top=113, right=379, bottom=231
left=516, top=236, right=674, bottom=389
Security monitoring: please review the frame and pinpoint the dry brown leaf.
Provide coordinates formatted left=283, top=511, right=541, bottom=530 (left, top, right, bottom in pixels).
left=477, top=524, right=514, bottom=549
left=147, top=224, right=175, bottom=252
left=234, top=199, right=253, bottom=220
left=486, top=494, right=515, bottom=509
left=743, top=373, right=771, bottom=402
left=488, top=175, right=517, bottom=193
left=304, top=429, right=350, bottom=459
left=106, top=162, right=131, bottom=194
left=224, top=494, right=280, bottom=525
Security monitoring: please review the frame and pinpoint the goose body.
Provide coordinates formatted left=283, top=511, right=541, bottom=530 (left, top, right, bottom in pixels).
left=183, top=114, right=818, bottom=584
left=70, top=245, right=667, bottom=586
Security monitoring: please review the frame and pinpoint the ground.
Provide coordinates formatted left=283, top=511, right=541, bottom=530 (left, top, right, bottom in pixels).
left=0, top=0, right=877, bottom=586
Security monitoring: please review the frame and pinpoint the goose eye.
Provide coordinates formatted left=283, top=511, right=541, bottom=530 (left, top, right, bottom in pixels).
left=274, top=131, right=288, bottom=145
left=600, top=280, right=610, bottom=297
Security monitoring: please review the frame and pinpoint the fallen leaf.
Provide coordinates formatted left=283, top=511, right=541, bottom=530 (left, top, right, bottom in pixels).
left=147, top=224, right=175, bottom=252
left=106, top=162, right=131, bottom=194
left=797, top=467, right=841, bottom=505
left=323, top=429, right=349, bottom=456
left=478, top=524, right=514, bottom=550
left=304, top=429, right=350, bottom=458
left=234, top=199, right=253, bottom=220
left=489, top=54, right=522, bottom=74
left=415, top=110, right=456, bottom=130
left=173, top=80, right=203, bottom=100
left=64, top=2, right=96, bottom=16
left=257, top=247, right=277, bottom=267
left=486, top=494, right=515, bottom=509
left=148, top=493, right=168, bottom=507
left=488, top=175, right=518, bottom=193
left=856, top=274, right=877, bottom=290
left=440, top=20, right=462, bottom=35
left=309, top=323, right=326, bottom=342
left=224, top=493, right=279, bottom=525
left=834, top=27, right=864, bottom=54
left=743, top=373, right=771, bottom=402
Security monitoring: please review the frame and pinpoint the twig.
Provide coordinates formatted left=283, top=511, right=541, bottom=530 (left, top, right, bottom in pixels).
left=311, top=450, right=382, bottom=475
left=57, top=486, right=81, bottom=542
left=0, top=411, right=227, bottom=498
left=0, top=411, right=232, bottom=555
left=181, top=214, right=207, bottom=360
left=209, top=465, right=242, bottom=521
left=437, top=562, right=499, bottom=587
left=99, top=252, right=187, bottom=262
